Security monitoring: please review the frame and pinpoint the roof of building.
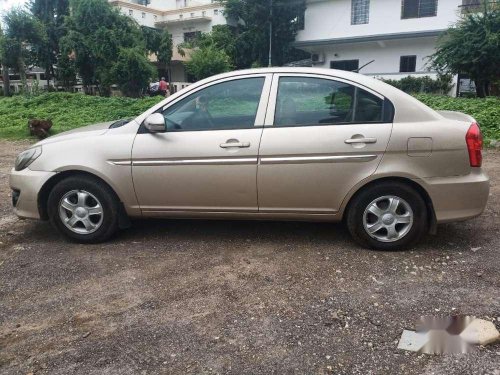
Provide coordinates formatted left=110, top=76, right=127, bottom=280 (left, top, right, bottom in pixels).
left=293, top=30, right=446, bottom=48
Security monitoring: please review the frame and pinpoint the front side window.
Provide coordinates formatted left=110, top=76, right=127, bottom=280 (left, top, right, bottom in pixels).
left=351, top=0, right=370, bottom=25
left=161, top=78, right=265, bottom=131
left=402, top=0, right=438, bottom=19
left=274, top=77, right=384, bottom=127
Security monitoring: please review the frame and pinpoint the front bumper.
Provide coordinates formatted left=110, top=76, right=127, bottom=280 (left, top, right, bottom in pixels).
left=421, top=169, right=490, bottom=223
left=9, top=168, right=56, bottom=220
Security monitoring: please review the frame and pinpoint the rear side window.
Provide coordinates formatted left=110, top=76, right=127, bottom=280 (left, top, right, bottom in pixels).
left=274, top=77, right=385, bottom=127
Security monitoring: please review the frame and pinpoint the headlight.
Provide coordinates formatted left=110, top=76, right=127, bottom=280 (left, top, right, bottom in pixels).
left=15, top=146, right=42, bottom=171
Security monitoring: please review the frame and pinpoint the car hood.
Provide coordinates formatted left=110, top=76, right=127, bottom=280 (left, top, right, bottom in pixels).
left=34, top=121, right=115, bottom=147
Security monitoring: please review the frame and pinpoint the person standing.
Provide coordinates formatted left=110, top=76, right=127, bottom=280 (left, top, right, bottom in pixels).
left=159, top=77, right=169, bottom=97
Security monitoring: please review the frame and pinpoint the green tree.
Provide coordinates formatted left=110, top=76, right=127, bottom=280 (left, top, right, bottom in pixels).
left=30, top=0, right=70, bottom=88
left=0, top=26, right=10, bottom=96
left=112, top=47, right=156, bottom=97
left=60, top=0, right=149, bottom=96
left=141, top=26, right=172, bottom=78
left=179, top=25, right=237, bottom=67
left=431, top=3, right=500, bottom=97
left=222, top=0, right=307, bottom=68
left=185, top=46, right=233, bottom=81
left=2, top=8, right=46, bottom=92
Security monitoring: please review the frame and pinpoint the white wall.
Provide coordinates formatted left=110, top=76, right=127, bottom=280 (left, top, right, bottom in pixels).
left=314, top=36, right=439, bottom=74
left=297, top=0, right=463, bottom=42
left=117, top=6, right=159, bottom=27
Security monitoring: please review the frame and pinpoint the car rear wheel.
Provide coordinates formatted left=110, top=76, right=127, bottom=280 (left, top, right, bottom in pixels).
left=346, top=182, right=428, bottom=250
left=47, top=176, right=119, bottom=243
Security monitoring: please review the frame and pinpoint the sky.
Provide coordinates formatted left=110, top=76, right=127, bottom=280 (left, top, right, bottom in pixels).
left=0, top=0, right=27, bottom=13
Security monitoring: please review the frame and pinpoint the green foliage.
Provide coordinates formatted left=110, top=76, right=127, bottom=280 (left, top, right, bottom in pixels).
left=141, top=26, right=172, bottom=69
left=431, top=4, right=500, bottom=97
left=30, top=0, right=70, bottom=85
left=1, top=8, right=47, bottom=90
left=60, top=0, right=149, bottom=95
left=0, top=92, right=163, bottom=139
left=112, top=47, right=156, bottom=97
left=381, top=75, right=454, bottom=95
left=415, top=94, right=500, bottom=141
left=185, top=46, right=233, bottom=81
left=179, top=25, right=237, bottom=66
left=222, top=0, right=308, bottom=68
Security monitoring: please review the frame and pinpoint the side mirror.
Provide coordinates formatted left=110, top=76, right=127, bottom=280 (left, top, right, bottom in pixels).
left=144, top=113, right=166, bottom=133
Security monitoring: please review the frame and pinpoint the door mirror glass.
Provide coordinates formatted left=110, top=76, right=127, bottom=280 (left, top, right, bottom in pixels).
left=144, top=113, right=166, bottom=133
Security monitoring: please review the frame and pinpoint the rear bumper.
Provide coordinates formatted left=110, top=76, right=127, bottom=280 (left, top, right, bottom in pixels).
left=9, top=168, right=56, bottom=220
left=420, top=169, right=490, bottom=223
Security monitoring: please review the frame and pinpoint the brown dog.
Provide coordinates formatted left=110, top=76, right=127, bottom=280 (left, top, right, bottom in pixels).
left=28, top=119, right=53, bottom=139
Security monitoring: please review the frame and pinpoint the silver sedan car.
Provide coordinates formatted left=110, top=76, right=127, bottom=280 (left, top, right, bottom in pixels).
left=10, top=68, right=489, bottom=250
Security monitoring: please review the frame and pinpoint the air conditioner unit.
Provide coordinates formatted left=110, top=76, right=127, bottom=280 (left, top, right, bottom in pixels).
left=311, top=53, right=325, bottom=64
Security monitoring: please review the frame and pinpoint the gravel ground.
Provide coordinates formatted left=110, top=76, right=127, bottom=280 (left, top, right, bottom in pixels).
left=0, top=140, right=499, bottom=375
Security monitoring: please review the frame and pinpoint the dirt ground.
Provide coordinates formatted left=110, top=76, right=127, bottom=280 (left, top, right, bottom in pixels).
left=0, top=140, right=499, bottom=375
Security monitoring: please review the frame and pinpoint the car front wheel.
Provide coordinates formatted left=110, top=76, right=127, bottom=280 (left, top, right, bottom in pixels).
left=346, top=182, right=428, bottom=250
left=47, top=176, right=119, bottom=243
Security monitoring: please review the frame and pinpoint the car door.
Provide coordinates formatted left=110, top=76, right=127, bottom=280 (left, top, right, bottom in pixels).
left=132, top=74, right=271, bottom=214
left=257, top=74, right=394, bottom=214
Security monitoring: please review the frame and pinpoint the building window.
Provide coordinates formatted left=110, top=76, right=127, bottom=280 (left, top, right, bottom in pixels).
left=129, top=9, right=133, bottom=16
left=400, top=55, right=417, bottom=72
left=214, top=9, right=219, bottom=15
left=460, top=0, right=485, bottom=13
left=202, top=11, right=206, bottom=16
left=330, top=60, right=360, bottom=72
left=179, top=14, right=183, bottom=19
left=142, top=12, right=146, bottom=18
left=190, top=12, right=195, bottom=17
left=402, top=0, right=438, bottom=19
left=154, top=15, right=157, bottom=20
left=184, top=31, right=201, bottom=43
left=351, top=0, right=370, bottom=25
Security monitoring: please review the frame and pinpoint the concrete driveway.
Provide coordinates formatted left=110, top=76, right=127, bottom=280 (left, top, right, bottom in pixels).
left=0, top=140, right=499, bottom=374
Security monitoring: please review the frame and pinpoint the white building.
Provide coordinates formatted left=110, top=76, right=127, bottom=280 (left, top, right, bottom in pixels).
left=294, top=0, right=479, bottom=95
left=109, top=0, right=228, bottom=91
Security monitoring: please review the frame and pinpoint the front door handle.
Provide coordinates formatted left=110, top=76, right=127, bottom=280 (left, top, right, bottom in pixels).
left=220, top=141, right=251, bottom=148
left=344, top=137, right=377, bottom=144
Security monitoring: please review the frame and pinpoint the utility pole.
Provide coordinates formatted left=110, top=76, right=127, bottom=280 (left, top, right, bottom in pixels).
left=268, top=0, right=273, bottom=67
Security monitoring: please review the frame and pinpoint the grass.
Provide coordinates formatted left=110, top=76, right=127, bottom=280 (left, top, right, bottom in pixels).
left=0, top=93, right=163, bottom=139
left=0, top=92, right=498, bottom=141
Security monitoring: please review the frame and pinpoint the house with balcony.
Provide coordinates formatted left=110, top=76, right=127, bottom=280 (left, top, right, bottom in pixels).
left=294, top=0, right=486, bottom=95
left=109, top=0, right=228, bottom=91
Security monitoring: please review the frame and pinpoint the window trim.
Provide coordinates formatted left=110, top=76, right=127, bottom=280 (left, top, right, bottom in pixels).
left=138, top=74, right=273, bottom=134
left=264, top=73, right=393, bottom=128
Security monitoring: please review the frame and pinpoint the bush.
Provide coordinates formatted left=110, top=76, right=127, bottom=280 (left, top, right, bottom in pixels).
left=0, top=92, right=163, bottom=139
left=185, top=46, right=233, bottom=81
left=415, top=94, right=500, bottom=141
left=382, top=75, right=453, bottom=95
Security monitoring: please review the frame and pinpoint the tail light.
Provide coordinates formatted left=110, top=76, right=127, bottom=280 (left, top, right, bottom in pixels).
left=465, top=122, right=483, bottom=167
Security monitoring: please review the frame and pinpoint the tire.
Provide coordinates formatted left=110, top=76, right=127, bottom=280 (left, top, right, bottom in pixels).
left=346, top=181, right=428, bottom=251
left=47, top=175, right=120, bottom=243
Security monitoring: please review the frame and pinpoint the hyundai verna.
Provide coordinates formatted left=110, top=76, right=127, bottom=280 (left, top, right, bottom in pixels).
left=9, top=68, right=489, bottom=250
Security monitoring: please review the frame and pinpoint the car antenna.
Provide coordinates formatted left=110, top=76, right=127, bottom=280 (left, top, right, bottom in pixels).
left=353, top=60, right=375, bottom=73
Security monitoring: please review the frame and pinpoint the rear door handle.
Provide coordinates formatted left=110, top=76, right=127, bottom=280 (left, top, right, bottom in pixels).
left=344, top=137, right=377, bottom=144
left=220, top=141, right=251, bottom=148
